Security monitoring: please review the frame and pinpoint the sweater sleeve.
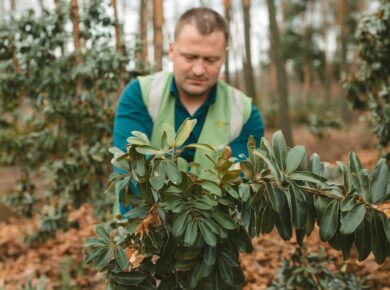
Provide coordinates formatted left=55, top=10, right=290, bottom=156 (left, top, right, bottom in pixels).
left=113, top=79, right=153, bottom=153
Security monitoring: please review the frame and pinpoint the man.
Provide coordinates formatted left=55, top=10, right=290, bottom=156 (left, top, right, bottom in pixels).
left=113, top=7, right=264, bottom=214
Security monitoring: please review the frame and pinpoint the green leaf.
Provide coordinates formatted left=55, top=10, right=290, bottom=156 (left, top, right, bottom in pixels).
left=126, top=136, right=149, bottom=146
left=355, top=217, right=372, bottom=261
left=319, top=200, right=340, bottom=241
left=84, top=237, right=107, bottom=248
left=213, top=210, right=236, bottom=230
left=95, top=225, right=111, bottom=244
left=221, top=170, right=241, bottom=185
left=310, top=153, right=324, bottom=176
left=115, top=246, right=129, bottom=270
left=173, top=210, right=190, bottom=238
left=112, top=272, right=146, bottom=285
left=337, top=161, right=353, bottom=194
left=288, top=171, right=326, bottom=185
left=266, top=183, right=285, bottom=213
left=260, top=205, right=275, bottom=234
left=202, top=181, right=222, bottom=197
left=162, top=123, right=176, bottom=147
left=340, top=203, right=366, bottom=235
left=349, top=152, right=369, bottom=199
left=182, top=143, right=216, bottom=152
left=286, top=146, right=305, bottom=174
left=314, top=196, right=331, bottom=224
left=131, top=131, right=151, bottom=146
left=175, top=259, right=197, bottom=272
left=199, top=221, right=217, bottom=247
left=253, top=150, right=281, bottom=182
left=219, top=260, right=233, bottom=286
left=380, top=213, right=390, bottom=243
left=203, top=246, right=217, bottom=266
left=95, top=247, right=113, bottom=271
left=272, top=130, right=287, bottom=172
left=239, top=183, right=250, bottom=202
left=289, top=185, right=307, bottom=229
left=135, top=146, right=161, bottom=155
left=240, top=160, right=254, bottom=179
left=184, top=220, right=198, bottom=246
left=164, top=159, right=182, bottom=184
left=224, top=185, right=239, bottom=199
left=175, top=248, right=202, bottom=260
left=340, top=195, right=357, bottom=212
left=369, top=159, right=389, bottom=204
left=175, top=118, right=197, bottom=147
left=371, top=212, right=387, bottom=264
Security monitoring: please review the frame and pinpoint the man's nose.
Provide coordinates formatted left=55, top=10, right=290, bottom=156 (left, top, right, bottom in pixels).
left=192, top=60, right=205, bottom=76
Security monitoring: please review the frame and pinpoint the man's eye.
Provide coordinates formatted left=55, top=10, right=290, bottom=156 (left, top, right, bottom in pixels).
left=206, top=58, right=217, bottom=64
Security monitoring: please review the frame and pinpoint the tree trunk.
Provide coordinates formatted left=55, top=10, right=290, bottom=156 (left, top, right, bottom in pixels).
left=339, top=0, right=352, bottom=123
left=241, top=0, right=257, bottom=100
left=266, top=0, right=294, bottom=146
left=139, top=0, right=148, bottom=67
left=112, top=0, right=125, bottom=94
left=223, top=0, right=231, bottom=84
left=153, top=0, right=163, bottom=71
left=320, top=0, right=331, bottom=104
left=70, top=0, right=82, bottom=96
left=10, top=0, right=15, bottom=11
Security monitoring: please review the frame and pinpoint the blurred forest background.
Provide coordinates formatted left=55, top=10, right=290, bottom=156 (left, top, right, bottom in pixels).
left=0, top=0, right=389, bottom=289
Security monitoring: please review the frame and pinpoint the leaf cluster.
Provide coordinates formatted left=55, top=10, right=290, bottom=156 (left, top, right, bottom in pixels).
left=85, top=119, right=390, bottom=289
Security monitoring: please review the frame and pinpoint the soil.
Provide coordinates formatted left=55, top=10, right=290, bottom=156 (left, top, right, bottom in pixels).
left=0, top=122, right=389, bottom=289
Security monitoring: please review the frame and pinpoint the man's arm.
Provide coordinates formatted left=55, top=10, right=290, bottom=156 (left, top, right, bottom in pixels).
left=229, top=104, right=264, bottom=159
left=113, top=79, right=153, bottom=154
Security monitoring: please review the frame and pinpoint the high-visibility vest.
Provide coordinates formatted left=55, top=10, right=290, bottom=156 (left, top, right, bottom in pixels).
left=138, top=71, right=252, bottom=177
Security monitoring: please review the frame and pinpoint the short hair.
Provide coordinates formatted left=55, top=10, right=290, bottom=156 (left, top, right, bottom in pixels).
left=174, top=7, right=229, bottom=46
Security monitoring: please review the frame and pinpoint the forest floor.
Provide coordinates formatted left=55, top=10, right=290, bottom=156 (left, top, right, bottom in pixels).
left=0, top=122, right=389, bottom=290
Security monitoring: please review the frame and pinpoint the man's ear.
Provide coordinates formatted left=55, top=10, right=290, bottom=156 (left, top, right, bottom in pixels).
left=168, top=42, right=174, bottom=61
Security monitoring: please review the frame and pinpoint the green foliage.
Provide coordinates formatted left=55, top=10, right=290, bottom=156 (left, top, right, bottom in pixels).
left=85, top=120, right=390, bottom=289
left=344, top=1, right=390, bottom=151
left=0, top=0, right=139, bottom=225
left=268, top=247, right=368, bottom=290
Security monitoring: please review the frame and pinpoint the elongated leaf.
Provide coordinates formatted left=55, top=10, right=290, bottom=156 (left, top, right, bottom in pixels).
left=240, top=160, right=254, bottom=179
left=239, top=183, right=250, bottom=202
left=164, top=159, right=182, bottom=184
left=266, top=183, right=285, bottom=213
left=260, top=205, right=275, bottom=234
left=272, top=130, right=287, bottom=172
left=199, top=221, right=217, bottom=247
left=355, top=217, right=372, bottom=261
left=204, top=246, right=217, bottom=266
left=219, top=260, right=233, bottom=286
left=286, top=146, right=305, bottom=174
left=184, top=220, right=198, bottom=246
left=289, top=171, right=326, bottom=185
left=369, top=159, right=389, bottom=204
left=319, top=200, right=340, bottom=241
left=112, top=272, right=145, bottom=285
left=213, top=210, right=236, bottom=230
left=126, top=137, right=149, bottom=146
left=175, top=248, right=202, bottom=260
left=175, top=118, right=197, bottom=147
left=84, top=237, right=107, bottom=248
left=221, top=170, right=241, bottom=185
left=340, top=203, right=366, bottom=235
left=380, top=213, right=390, bottom=243
left=173, top=210, right=190, bottom=238
left=273, top=204, right=292, bottom=240
left=174, top=259, right=197, bottom=272
left=220, top=250, right=240, bottom=268
left=224, top=185, right=239, bottom=199
left=202, top=181, right=222, bottom=197
left=337, top=161, right=353, bottom=194
left=289, top=185, right=307, bottom=229
left=95, top=225, right=111, bottom=244
left=95, top=247, right=113, bottom=271
left=135, top=146, right=161, bottom=155
left=340, top=195, right=357, bottom=212
left=131, top=131, right=151, bottom=145
left=253, top=150, right=281, bottom=182
left=349, top=152, right=369, bottom=199
left=371, top=212, right=387, bottom=264
left=115, top=246, right=129, bottom=270
left=182, top=143, right=216, bottom=152
left=310, top=153, right=324, bottom=176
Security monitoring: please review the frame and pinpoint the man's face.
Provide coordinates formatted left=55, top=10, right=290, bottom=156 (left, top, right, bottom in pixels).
left=168, top=24, right=227, bottom=99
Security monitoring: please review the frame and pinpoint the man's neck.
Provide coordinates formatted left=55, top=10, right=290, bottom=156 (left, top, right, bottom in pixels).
left=178, top=90, right=210, bottom=116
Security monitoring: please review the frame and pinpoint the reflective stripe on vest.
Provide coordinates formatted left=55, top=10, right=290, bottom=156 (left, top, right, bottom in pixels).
left=147, top=72, right=170, bottom=123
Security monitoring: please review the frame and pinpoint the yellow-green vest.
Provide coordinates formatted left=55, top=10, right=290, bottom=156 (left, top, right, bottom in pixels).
left=138, top=72, right=252, bottom=178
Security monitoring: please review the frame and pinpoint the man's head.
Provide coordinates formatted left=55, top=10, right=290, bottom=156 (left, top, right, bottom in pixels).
left=168, top=8, right=228, bottom=100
